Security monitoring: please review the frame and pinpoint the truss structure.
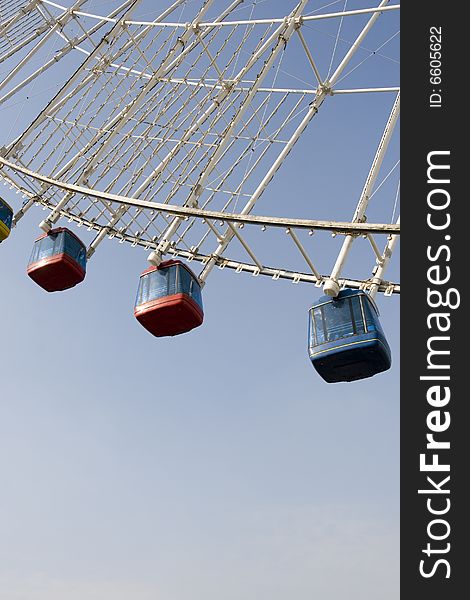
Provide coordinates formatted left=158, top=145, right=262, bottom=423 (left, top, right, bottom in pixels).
left=0, top=0, right=135, bottom=105
left=0, top=0, right=400, bottom=295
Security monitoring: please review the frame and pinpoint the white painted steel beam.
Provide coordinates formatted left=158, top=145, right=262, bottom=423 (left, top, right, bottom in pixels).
left=369, top=216, right=400, bottom=298
left=323, top=90, right=400, bottom=296
left=0, top=155, right=400, bottom=235
left=125, top=4, right=400, bottom=27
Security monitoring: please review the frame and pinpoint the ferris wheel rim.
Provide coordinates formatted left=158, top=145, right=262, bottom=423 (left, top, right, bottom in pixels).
left=0, top=155, right=400, bottom=295
left=0, top=155, right=400, bottom=236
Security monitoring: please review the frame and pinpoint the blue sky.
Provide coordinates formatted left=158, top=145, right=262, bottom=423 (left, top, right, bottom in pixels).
left=0, top=2, right=399, bottom=599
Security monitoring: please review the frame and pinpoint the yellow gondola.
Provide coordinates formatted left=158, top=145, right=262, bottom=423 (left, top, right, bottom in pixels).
left=0, top=197, right=13, bottom=242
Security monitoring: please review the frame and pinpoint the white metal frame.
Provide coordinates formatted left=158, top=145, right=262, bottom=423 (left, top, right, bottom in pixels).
left=0, top=0, right=400, bottom=296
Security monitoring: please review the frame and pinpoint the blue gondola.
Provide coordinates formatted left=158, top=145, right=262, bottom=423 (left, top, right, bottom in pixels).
left=0, top=197, right=13, bottom=242
left=134, top=259, right=204, bottom=337
left=27, top=227, right=87, bottom=292
left=308, top=288, right=391, bottom=383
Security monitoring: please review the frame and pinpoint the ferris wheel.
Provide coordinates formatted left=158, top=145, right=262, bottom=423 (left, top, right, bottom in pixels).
left=0, top=0, right=400, bottom=382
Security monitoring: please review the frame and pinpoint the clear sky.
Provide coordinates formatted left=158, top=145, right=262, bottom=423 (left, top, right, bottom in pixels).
left=0, top=2, right=399, bottom=599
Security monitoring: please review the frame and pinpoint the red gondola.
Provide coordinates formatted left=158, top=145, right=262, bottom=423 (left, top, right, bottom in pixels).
left=27, top=227, right=87, bottom=292
left=134, top=260, right=204, bottom=337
